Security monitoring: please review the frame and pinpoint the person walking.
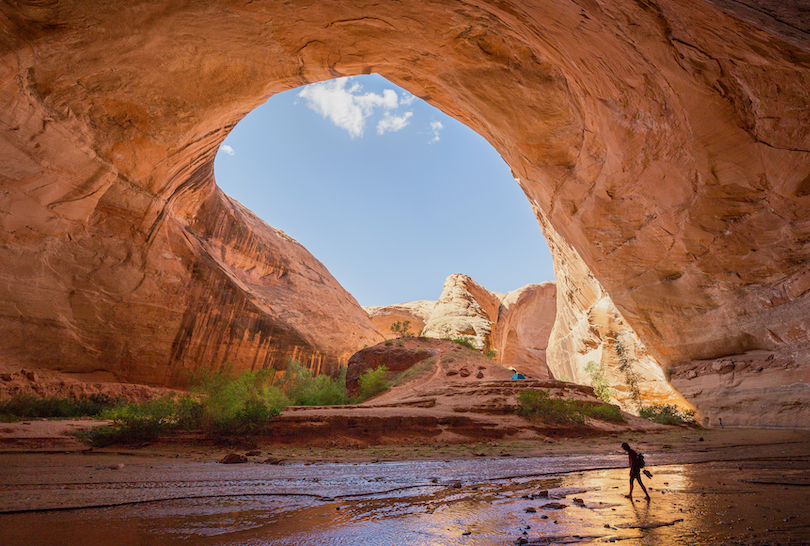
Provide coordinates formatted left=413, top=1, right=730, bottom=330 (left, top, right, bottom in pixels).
left=621, top=442, right=650, bottom=500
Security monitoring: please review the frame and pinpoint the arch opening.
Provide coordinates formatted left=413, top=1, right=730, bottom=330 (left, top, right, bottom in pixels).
left=0, top=0, right=808, bottom=425
left=213, top=74, right=555, bottom=307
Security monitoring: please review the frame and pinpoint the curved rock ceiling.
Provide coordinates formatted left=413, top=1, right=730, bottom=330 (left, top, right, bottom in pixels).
left=0, top=0, right=808, bottom=425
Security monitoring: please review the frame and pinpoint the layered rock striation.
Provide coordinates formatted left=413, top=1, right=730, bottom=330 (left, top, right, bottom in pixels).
left=0, top=0, right=809, bottom=424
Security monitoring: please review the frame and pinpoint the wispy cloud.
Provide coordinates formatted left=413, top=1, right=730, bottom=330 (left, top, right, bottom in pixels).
left=377, top=111, right=413, bottom=134
left=429, top=120, right=443, bottom=143
left=220, top=144, right=235, bottom=155
left=297, top=77, right=411, bottom=138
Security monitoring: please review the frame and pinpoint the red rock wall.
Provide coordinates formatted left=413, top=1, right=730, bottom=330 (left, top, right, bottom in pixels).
left=0, top=1, right=808, bottom=423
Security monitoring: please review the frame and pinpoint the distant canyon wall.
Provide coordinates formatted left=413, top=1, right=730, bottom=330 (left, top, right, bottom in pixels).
left=369, top=272, right=687, bottom=413
left=367, top=274, right=557, bottom=379
left=0, top=1, right=809, bottom=424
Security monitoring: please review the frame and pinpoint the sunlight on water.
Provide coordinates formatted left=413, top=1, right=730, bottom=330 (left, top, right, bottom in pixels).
left=2, top=455, right=809, bottom=546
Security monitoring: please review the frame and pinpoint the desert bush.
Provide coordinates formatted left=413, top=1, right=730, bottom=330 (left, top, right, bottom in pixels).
left=0, top=394, right=121, bottom=421
left=484, top=348, right=498, bottom=360
left=276, top=360, right=346, bottom=406
left=639, top=404, right=696, bottom=425
left=190, top=366, right=288, bottom=431
left=357, top=365, right=389, bottom=401
left=86, top=396, right=183, bottom=446
left=517, top=389, right=585, bottom=424
left=390, top=320, right=413, bottom=338
left=83, top=366, right=289, bottom=446
left=517, top=390, right=625, bottom=425
left=452, top=336, right=478, bottom=351
left=578, top=401, right=625, bottom=423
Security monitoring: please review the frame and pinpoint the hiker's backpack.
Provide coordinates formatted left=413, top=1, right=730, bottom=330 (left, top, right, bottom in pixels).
left=637, top=453, right=646, bottom=468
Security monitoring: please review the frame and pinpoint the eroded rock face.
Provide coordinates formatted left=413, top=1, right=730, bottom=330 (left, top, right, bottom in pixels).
left=542, top=209, right=690, bottom=413
left=0, top=0, right=809, bottom=424
left=371, top=274, right=556, bottom=378
left=492, top=282, right=557, bottom=380
left=421, top=274, right=501, bottom=350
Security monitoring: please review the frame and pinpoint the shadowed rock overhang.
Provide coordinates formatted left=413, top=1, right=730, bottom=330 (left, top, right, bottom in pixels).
left=0, top=0, right=808, bottom=426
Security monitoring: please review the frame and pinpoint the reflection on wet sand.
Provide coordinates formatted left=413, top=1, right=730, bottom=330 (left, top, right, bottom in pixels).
left=2, top=445, right=810, bottom=545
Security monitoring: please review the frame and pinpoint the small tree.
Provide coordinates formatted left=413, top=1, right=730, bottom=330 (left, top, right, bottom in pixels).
left=615, top=337, right=642, bottom=411
left=390, top=320, right=413, bottom=338
left=584, top=360, right=613, bottom=403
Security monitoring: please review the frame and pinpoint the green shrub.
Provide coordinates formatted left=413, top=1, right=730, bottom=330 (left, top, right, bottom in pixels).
left=276, top=360, right=346, bottom=406
left=452, top=336, right=478, bottom=350
left=0, top=394, right=121, bottom=421
left=82, top=366, right=289, bottom=446
left=357, top=365, right=389, bottom=400
left=517, top=389, right=585, bottom=424
left=87, top=395, right=183, bottom=446
left=384, top=339, right=393, bottom=346
left=579, top=402, right=625, bottom=423
left=484, top=348, right=498, bottom=360
left=639, top=404, right=696, bottom=425
left=584, top=360, right=613, bottom=403
left=517, top=390, right=626, bottom=425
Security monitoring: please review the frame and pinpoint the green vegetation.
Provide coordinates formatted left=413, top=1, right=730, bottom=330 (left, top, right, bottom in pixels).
left=357, top=365, right=390, bottom=400
left=275, top=360, right=346, bottom=406
left=0, top=394, right=121, bottom=422
left=390, top=320, right=413, bottom=338
left=384, top=339, right=393, bottom=346
left=484, top=348, right=498, bottom=360
left=83, top=366, right=291, bottom=446
left=517, top=389, right=625, bottom=425
left=452, top=336, right=478, bottom=350
left=639, top=404, right=696, bottom=425
left=615, top=337, right=643, bottom=411
left=557, top=374, right=572, bottom=383
left=584, top=360, right=613, bottom=403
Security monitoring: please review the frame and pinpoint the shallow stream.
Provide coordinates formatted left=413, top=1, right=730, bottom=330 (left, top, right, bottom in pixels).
left=1, top=451, right=809, bottom=545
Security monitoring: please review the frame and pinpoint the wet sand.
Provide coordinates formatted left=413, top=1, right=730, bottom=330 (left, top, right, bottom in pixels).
left=1, top=428, right=809, bottom=545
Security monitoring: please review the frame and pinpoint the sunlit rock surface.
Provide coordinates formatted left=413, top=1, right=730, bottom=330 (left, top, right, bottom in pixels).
left=421, top=274, right=501, bottom=351
left=1, top=0, right=809, bottom=423
left=542, top=210, right=690, bottom=413
left=368, top=274, right=556, bottom=378
left=364, top=301, right=436, bottom=340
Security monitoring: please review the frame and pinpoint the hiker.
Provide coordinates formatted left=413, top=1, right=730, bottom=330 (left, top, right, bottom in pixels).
left=621, top=442, right=650, bottom=500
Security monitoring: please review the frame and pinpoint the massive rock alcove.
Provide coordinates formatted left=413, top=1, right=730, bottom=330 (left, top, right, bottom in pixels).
left=1, top=0, right=809, bottom=425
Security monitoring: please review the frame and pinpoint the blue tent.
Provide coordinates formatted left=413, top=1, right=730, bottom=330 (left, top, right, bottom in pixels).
left=511, top=372, right=526, bottom=380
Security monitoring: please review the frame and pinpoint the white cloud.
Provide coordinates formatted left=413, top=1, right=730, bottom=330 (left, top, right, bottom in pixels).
left=220, top=144, right=235, bottom=155
left=400, top=93, right=417, bottom=106
left=377, top=111, right=413, bottom=134
left=429, top=120, right=444, bottom=143
left=297, top=77, right=409, bottom=138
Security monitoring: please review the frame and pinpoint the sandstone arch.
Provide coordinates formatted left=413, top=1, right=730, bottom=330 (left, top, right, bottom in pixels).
left=1, top=1, right=808, bottom=425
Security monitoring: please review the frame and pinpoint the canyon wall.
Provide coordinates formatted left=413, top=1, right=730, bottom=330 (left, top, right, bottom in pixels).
left=0, top=1, right=809, bottom=424
left=368, top=274, right=556, bottom=378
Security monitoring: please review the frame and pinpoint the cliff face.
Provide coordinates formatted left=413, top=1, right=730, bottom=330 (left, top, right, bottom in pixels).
left=1, top=1, right=809, bottom=424
left=368, top=274, right=557, bottom=379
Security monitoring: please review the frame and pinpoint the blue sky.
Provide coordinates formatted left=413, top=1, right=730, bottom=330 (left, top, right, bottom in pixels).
left=214, top=74, right=554, bottom=307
